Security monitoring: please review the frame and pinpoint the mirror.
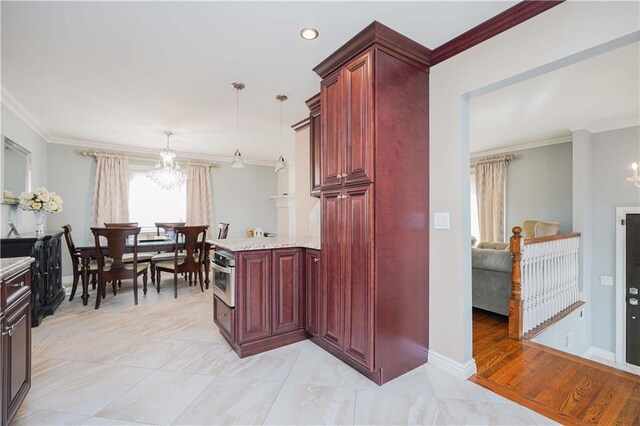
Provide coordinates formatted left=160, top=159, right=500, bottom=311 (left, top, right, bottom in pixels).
left=2, top=137, right=31, bottom=204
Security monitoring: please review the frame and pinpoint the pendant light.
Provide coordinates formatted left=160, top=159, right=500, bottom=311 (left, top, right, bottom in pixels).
left=274, top=94, right=288, bottom=173
left=230, top=82, right=245, bottom=169
left=147, top=131, right=187, bottom=190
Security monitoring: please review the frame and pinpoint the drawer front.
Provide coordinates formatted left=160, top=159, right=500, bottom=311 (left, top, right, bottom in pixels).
left=214, top=296, right=234, bottom=340
left=2, top=270, right=31, bottom=311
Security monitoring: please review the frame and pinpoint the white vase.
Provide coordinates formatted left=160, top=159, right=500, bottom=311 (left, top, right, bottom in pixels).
left=34, top=210, right=45, bottom=236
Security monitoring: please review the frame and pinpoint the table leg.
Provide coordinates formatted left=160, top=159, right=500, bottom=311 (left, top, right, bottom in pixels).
left=204, top=246, right=211, bottom=289
left=81, top=257, right=90, bottom=306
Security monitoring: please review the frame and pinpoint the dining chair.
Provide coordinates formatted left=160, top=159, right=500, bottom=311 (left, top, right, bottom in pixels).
left=103, top=222, right=153, bottom=288
left=150, top=222, right=187, bottom=284
left=62, top=225, right=100, bottom=301
left=154, top=225, right=208, bottom=298
left=90, top=226, right=148, bottom=309
left=217, top=222, right=229, bottom=239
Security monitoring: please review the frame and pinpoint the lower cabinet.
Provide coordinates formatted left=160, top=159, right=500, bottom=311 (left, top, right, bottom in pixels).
left=0, top=267, right=32, bottom=426
left=213, top=248, right=306, bottom=358
left=305, top=250, right=321, bottom=337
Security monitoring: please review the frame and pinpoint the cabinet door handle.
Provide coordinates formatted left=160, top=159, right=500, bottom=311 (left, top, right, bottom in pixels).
left=313, top=258, right=319, bottom=263
left=7, top=281, right=25, bottom=289
left=218, top=313, right=227, bottom=318
left=1, top=325, right=15, bottom=337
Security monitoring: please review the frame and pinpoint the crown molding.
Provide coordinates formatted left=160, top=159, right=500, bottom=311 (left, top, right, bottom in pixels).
left=575, top=115, right=640, bottom=135
left=1, top=87, right=52, bottom=142
left=470, top=135, right=572, bottom=158
left=49, top=137, right=277, bottom=167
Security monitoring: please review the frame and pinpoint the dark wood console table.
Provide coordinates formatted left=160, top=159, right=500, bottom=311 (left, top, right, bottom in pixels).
left=1, top=231, right=65, bottom=326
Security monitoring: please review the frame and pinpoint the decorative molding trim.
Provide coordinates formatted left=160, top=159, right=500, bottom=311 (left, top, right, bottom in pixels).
left=428, top=350, right=477, bottom=379
left=577, top=115, right=640, bottom=135
left=313, top=21, right=431, bottom=78
left=49, top=137, right=277, bottom=167
left=1, top=87, right=52, bottom=142
left=62, top=276, right=74, bottom=285
left=291, top=117, right=310, bottom=132
left=470, top=135, right=572, bottom=158
left=431, top=1, right=565, bottom=66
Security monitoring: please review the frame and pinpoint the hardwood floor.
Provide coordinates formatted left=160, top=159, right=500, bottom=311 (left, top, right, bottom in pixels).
left=471, top=308, right=640, bottom=425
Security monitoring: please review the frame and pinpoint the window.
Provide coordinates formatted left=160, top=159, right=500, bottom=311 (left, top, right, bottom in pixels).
left=128, top=168, right=186, bottom=230
left=470, top=171, right=480, bottom=241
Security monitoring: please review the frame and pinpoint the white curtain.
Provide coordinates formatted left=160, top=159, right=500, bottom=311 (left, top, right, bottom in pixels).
left=91, top=152, right=129, bottom=226
left=474, top=155, right=509, bottom=243
left=186, top=163, right=213, bottom=234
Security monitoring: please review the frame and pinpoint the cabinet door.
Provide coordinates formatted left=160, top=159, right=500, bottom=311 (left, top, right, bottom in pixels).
left=272, top=248, right=303, bottom=335
left=305, top=249, right=321, bottom=337
left=320, top=189, right=344, bottom=349
left=4, top=295, right=31, bottom=423
left=321, top=70, right=344, bottom=188
left=309, top=104, right=322, bottom=198
left=344, top=50, right=374, bottom=185
left=236, top=250, right=272, bottom=343
left=343, top=185, right=374, bottom=369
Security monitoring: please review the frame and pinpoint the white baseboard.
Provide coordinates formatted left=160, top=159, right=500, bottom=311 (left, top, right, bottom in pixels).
left=428, top=350, right=477, bottom=379
left=62, top=275, right=74, bottom=285
left=583, top=346, right=616, bottom=361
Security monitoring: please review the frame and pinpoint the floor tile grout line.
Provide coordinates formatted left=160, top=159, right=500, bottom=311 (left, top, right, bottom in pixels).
left=260, top=341, right=306, bottom=425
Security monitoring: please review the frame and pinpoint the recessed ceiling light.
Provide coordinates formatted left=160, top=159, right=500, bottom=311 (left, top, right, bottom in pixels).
left=300, top=27, right=319, bottom=40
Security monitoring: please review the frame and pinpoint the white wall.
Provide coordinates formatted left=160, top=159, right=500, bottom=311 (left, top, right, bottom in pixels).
left=294, top=126, right=320, bottom=238
left=1, top=105, right=48, bottom=237
left=590, top=126, right=640, bottom=353
left=429, top=2, right=639, bottom=367
left=45, top=142, right=277, bottom=277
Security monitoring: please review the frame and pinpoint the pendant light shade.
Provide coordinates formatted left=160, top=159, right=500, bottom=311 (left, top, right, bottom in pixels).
left=275, top=94, right=288, bottom=173
left=231, top=149, right=244, bottom=168
left=231, top=82, right=245, bottom=169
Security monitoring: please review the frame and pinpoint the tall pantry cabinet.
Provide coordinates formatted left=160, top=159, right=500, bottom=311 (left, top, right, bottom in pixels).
left=312, top=21, right=431, bottom=385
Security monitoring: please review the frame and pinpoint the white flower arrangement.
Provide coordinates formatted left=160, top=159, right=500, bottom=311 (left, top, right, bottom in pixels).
left=18, top=187, right=63, bottom=213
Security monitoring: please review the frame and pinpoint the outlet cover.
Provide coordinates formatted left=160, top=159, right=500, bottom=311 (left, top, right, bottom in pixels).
left=600, top=276, right=614, bottom=287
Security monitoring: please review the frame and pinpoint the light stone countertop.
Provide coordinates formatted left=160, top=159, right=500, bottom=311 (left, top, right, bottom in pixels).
left=0, top=257, right=35, bottom=281
left=209, top=236, right=320, bottom=252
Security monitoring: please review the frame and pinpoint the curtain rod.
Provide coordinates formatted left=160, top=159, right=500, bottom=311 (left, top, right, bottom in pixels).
left=80, top=151, right=220, bottom=169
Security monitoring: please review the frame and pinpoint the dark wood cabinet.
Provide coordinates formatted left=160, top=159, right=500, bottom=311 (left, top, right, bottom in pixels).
left=313, top=22, right=430, bottom=385
left=215, top=248, right=307, bottom=358
left=272, top=248, right=303, bottom=335
left=306, top=94, right=322, bottom=198
left=320, top=189, right=344, bottom=350
left=320, top=70, right=344, bottom=189
left=0, top=263, right=32, bottom=425
left=304, top=249, right=321, bottom=337
left=1, top=232, right=65, bottom=327
left=236, top=250, right=272, bottom=344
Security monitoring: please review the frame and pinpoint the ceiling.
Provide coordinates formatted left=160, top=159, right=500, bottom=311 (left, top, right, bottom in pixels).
left=470, top=41, right=640, bottom=154
left=1, top=1, right=516, bottom=163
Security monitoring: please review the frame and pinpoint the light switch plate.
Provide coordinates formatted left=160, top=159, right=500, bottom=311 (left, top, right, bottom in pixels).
left=434, top=212, right=450, bottom=230
left=600, top=276, right=614, bottom=287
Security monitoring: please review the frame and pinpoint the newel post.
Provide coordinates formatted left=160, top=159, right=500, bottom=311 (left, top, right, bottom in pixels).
left=508, top=226, right=524, bottom=339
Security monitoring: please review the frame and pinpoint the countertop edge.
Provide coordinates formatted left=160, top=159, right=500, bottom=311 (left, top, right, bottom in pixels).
left=0, top=257, right=35, bottom=281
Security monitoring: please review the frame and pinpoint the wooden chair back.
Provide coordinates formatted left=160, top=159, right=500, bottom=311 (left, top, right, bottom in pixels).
left=174, top=226, right=208, bottom=268
left=104, top=222, right=138, bottom=228
left=62, top=224, right=79, bottom=269
left=91, top=226, right=141, bottom=281
left=155, top=222, right=186, bottom=238
left=218, top=222, right=229, bottom=239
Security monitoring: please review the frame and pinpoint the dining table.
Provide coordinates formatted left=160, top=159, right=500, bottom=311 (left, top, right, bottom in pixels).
left=75, top=237, right=215, bottom=306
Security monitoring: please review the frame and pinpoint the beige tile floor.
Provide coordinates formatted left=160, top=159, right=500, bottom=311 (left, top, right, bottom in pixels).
left=14, top=277, right=556, bottom=425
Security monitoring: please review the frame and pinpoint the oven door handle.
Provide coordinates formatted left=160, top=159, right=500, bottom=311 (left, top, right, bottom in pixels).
left=212, top=262, right=232, bottom=274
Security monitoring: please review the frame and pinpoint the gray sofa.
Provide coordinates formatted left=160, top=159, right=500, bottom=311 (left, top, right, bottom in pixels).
left=472, top=243, right=512, bottom=316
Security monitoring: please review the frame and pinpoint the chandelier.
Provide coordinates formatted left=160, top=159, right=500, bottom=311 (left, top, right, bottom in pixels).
left=147, top=131, right=187, bottom=190
left=627, top=162, right=640, bottom=188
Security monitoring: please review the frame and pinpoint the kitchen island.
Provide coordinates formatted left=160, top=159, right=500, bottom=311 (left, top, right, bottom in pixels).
left=209, top=236, right=320, bottom=358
